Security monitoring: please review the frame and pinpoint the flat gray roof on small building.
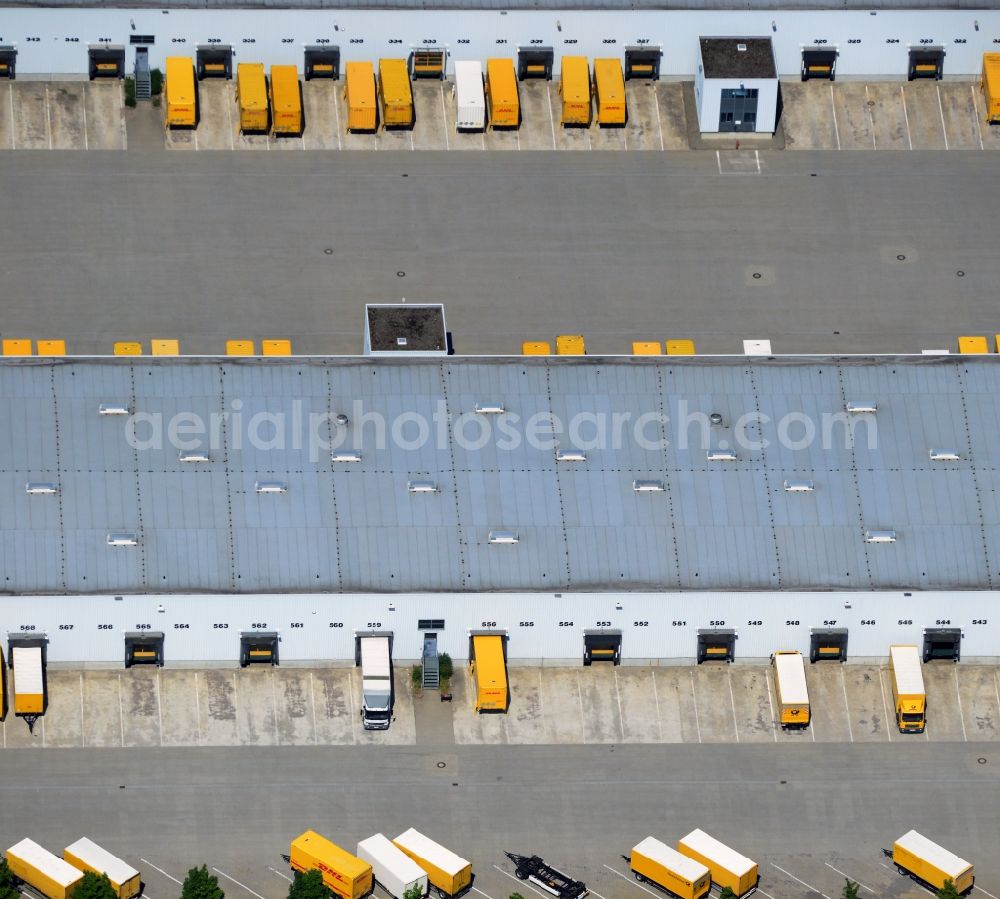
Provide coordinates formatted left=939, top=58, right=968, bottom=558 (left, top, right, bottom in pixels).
left=700, top=37, right=776, bottom=79
left=2, top=355, right=998, bottom=595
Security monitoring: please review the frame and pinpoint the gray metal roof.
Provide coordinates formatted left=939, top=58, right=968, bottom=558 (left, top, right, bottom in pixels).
left=2, top=355, right=998, bottom=595
left=4, top=0, right=995, bottom=8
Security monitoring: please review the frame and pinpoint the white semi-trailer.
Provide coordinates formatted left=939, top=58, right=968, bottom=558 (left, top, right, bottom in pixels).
left=359, top=635, right=393, bottom=731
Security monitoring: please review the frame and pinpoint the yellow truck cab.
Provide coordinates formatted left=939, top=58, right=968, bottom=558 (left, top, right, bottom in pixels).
left=889, top=645, right=926, bottom=733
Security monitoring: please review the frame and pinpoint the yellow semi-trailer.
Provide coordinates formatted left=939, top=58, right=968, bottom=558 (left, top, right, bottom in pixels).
left=891, top=831, right=973, bottom=895
left=7, top=839, right=84, bottom=899
left=63, top=839, right=140, bottom=899
left=983, top=54, right=1000, bottom=124
left=270, top=66, right=302, bottom=136
left=356, top=834, right=426, bottom=899
left=290, top=831, right=373, bottom=899
left=392, top=828, right=472, bottom=898
left=486, top=58, right=519, bottom=128
left=558, top=56, right=591, bottom=125
left=593, top=58, right=626, bottom=126
left=377, top=59, right=414, bottom=128
left=470, top=635, right=508, bottom=713
left=237, top=63, right=269, bottom=133
left=630, top=837, right=711, bottom=899
left=889, top=645, right=926, bottom=733
left=345, top=62, right=377, bottom=132
left=772, top=650, right=810, bottom=729
left=12, top=645, right=44, bottom=716
left=677, top=831, right=758, bottom=898
left=165, top=57, right=196, bottom=128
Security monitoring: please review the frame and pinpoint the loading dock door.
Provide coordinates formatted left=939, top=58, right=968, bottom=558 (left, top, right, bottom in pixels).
left=305, top=46, right=340, bottom=80
left=624, top=47, right=662, bottom=81
left=0, top=46, right=16, bottom=80
left=409, top=49, right=445, bottom=80
left=125, top=632, right=164, bottom=668
left=583, top=630, right=622, bottom=665
left=197, top=46, right=233, bottom=80
left=801, top=48, right=837, bottom=81
left=923, top=627, right=961, bottom=662
left=240, top=631, right=279, bottom=667
left=810, top=627, right=848, bottom=662
left=697, top=629, right=735, bottom=663
left=517, top=47, right=554, bottom=81
left=89, top=45, right=125, bottom=80
left=908, top=47, right=944, bottom=81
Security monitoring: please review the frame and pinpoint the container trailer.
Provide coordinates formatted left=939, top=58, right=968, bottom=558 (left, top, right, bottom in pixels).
left=629, top=837, right=711, bottom=899
left=486, top=58, right=519, bottom=128
left=772, top=650, right=810, bottom=728
left=289, top=831, right=373, bottom=899
left=470, top=635, right=507, bottom=713
left=165, top=57, right=196, bottom=128
left=63, top=839, right=140, bottom=899
left=270, top=66, right=302, bottom=135
left=378, top=59, right=413, bottom=128
left=6, top=839, right=83, bottom=899
left=356, top=834, right=427, bottom=899
left=558, top=57, right=591, bottom=126
left=345, top=62, right=377, bottom=132
left=593, top=58, right=626, bottom=125
left=12, top=645, right=44, bottom=717
left=677, top=831, right=758, bottom=898
left=392, top=828, right=472, bottom=898
left=236, top=63, right=268, bottom=133
left=454, top=61, right=485, bottom=131
left=886, top=831, right=973, bottom=895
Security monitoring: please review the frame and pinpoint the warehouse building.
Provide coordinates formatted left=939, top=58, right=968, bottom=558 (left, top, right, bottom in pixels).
left=694, top=38, right=778, bottom=134
left=0, top=355, right=998, bottom=667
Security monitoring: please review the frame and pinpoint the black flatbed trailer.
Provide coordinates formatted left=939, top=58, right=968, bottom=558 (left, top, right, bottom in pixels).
left=505, top=853, right=588, bottom=899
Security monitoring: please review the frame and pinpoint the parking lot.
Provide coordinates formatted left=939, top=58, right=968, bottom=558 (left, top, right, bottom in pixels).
left=5, top=662, right=998, bottom=750
left=0, top=81, right=126, bottom=150
left=782, top=79, right=1000, bottom=151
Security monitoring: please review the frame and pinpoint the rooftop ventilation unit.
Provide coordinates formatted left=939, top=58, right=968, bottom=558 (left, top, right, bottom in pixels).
left=332, top=452, right=362, bottom=463
left=475, top=403, right=505, bottom=415
left=555, top=449, right=587, bottom=462
left=107, top=532, right=138, bottom=547
left=179, top=451, right=210, bottom=463
left=865, top=529, right=897, bottom=544
left=845, top=402, right=877, bottom=414
left=929, top=449, right=961, bottom=461
left=25, top=482, right=57, bottom=495
left=488, top=530, right=519, bottom=545
left=707, top=450, right=737, bottom=462
left=255, top=480, right=287, bottom=494
left=99, top=403, right=130, bottom=416
left=737, top=43, right=748, bottom=51
left=783, top=479, right=815, bottom=492
left=407, top=479, right=438, bottom=493
left=633, top=480, right=665, bottom=492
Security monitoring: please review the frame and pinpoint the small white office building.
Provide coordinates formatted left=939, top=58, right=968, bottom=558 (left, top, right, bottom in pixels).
left=695, top=37, right=778, bottom=134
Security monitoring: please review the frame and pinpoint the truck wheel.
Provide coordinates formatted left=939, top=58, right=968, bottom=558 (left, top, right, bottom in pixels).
left=436, top=889, right=448, bottom=898
left=515, top=870, right=528, bottom=881
left=633, top=873, right=645, bottom=884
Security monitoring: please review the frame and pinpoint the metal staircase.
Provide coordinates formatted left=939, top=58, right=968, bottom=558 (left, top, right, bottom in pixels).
left=421, top=634, right=439, bottom=689
left=134, top=49, right=151, bottom=100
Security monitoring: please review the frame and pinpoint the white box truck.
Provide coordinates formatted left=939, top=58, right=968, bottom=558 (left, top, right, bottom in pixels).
left=359, top=635, right=393, bottom=731
left=454, top=61, right=485, bottom=131
left=357, top=834, right=428, bottom=899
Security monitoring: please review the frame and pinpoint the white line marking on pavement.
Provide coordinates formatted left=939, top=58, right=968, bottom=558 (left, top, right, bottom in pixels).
left=9, top=82, right=15, bottom=150
left=994, top=669, right=1000, bottom=722
left=651, top=670, right=663, bottom=742
left=309, top=671, right=317, bottom=744
left=840, top=667, right=854, bottom=742
left=212, top=868, right=266, bottom=899
left=971, top=84, right=985, bottom=150
left=589, top=890, right=610, bottom=899
left=271, top=669, right=279, bottom=745
left=267, top=867, right=292, bottom=883
left=226, top=89, right=234, bottom=150
left=82, top=82, right=88, bottom=151
left=233, top=670, right=240, bottom=742
left=140, top=892, right=155, bottom=899
left=865, top=84, right=876, bottom=149
left=754, top=149, right=761, bottom=173
left=878, top=668, right=893, bottom=742
left=119, top=672, right=125, bottom=746
left=140, top=860, right=182, bottom=885
left=653, top=84, right=664, bottom=151
left=900, top=85, right=913, bottom=150
left=772, top=864, right=831, bottom=899
left=830, top=83, right=841, bottom=150
left=194, top=671, right=203, bottom=746
left=576, top=670, right=586, bottom=744
left=613, top=667, right=625, bottom=741
left=975, top=886, right=1000, bottom=899
left=471, top=888, right=495, bottom=899
left=440, top=83, right=450, bottom=150
left=45, top=84, right=52, bottom=150
left=493, top=865, right=547, bottom=899
left=936, top=84, right=949, bottom=151
left=333, top=88, right=342, bottom=150
left=689, top=670, right=702, bottom=743
left=825, top=862, right=874, bottom=893
left=716, top=149, right=722, bottom=174
left=79, top=673, right=85, bottom=748
left=546, top=83, right=557, bottom=149
left=603, top=864, right=658, bottom=897
left=955, top=666, right=968, bottom=742
left=764, top=669, right=777, bottom=742
left=727, top=668, right=740, bottom=743
left=156, top=669, right=164, bottom=746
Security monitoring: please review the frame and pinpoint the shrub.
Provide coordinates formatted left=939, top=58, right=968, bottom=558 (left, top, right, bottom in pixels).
left=123, top=77, right=136, bottom=108
left=150, top=67, right=163, bottom=95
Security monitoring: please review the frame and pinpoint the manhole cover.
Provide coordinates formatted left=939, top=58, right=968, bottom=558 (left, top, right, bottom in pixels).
left=437, top=761, right=446, bottom=768
left=979, top=757, right=987, bottom=764
left=752, top=272, right=762, bottom=280
left=957, top=270, right=965, bottom=277
left=897, top=254, right=906, bottom=261
left=397, top=271, right=406, bottom=277
left=323, top=248, right=333, bottom=255
left=867, top=100, right=875, bottom=107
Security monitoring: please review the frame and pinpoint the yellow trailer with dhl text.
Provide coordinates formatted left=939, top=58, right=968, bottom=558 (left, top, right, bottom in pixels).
left=772, top=650, right=810, bottom=729
left=887, top=831, right=973, bottom=895
left=165, top=57, right=196, bottom=128
left=290, top=831, right=373, bottom=899
left=378, top=59, right=414, bottom=128
left=345, top=62, right=377, bottom=132
left=63, top=839, right=141, bottom=899
left=593, top=58, right=626, bottom=126
left=237, top=63, right=269, bottom=133
left=6, top=839, right=84, bottom=899
left=677, top=830, right=758, bottom=898
left=270, top=66, right=302, bottom=135
left=630, top=837, right=711, bottom=899
left=393, top=828, right=472, bottom=898
left=470, top=635, right=508, bottom=713
left=486, top=58, right=519, bottom=128
left=558, top=56, right=591, bottom=126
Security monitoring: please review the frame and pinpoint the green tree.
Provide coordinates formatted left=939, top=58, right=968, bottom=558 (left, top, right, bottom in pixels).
left=437, top=653, right=454, bottom=681
left=841, top=879, right=861, bottom=899
left=0, top=859, right=22, bottom=899
left=937, top=880, right=961, bottom=899
left=718, top=889, right=737, bottom=899
left=287, top=870, right=330, bottom=899
left=74, top=872, right=117, bottom=899
left=509, top=894, right=526, bottom=899
left=181, top=866, right=225, bottom=899
left=403, top=886, right=423, bottom=899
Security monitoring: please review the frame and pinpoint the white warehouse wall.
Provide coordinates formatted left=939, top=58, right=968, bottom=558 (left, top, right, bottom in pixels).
left=2, top=590, right=996, bottom=665
left=696, top=77, right=779, bottom=133
left=1, top=8, right=999, bottom=78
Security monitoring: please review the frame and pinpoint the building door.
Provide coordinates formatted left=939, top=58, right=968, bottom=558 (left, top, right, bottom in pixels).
left=719, top=87, right=758, bottom=133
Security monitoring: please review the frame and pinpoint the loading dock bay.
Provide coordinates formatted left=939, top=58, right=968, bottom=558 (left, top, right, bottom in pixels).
left=3, top=662, right=998, bottom=749
left=4, top=76, right=1000, bottom=152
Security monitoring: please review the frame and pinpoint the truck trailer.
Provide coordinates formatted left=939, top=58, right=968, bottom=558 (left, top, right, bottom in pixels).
left=237, top=63, right=269, bottom=133
left=486, top=58, right=519, bottom=128
left=470, top=635, right=508, bottom=713
left=889, top=645, right=926, bottom=733
left=377, top=59, right=413, bottom=128
left=593, top=58, right=626, bottom=126
left=772, top=650, right=810, bottom=728
left=558, top=56, right=591, bottom=126
left=356, top=834, right=427, bottom=899
left=12, top=644, right=45, bottom=720
left=63, top=839, right=140, bottom=899
left=359, top=635, right=393, bottom=730
left=289, top=831, right=373, bottom=899
left=392, top=828, right=472, bottom=898
left=505, top=853, right=587, bottom=899
left=454, top=60, right=485, bottom=131
left=165, top=57, right=196, bottom=128
left=6, top=839, right=84, bottom=899
left=269, top=66, right=302, bottom=136
left=889, top=831, right=973, bottom=894
left=630, top=837, right=711, bottom=899
left=676, top=831, right=758, bottom=898
left=345, top=62, right=377, bottom=132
